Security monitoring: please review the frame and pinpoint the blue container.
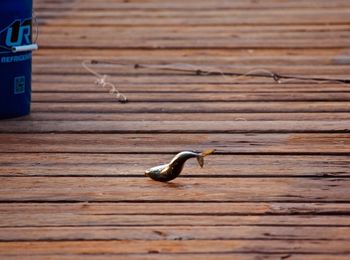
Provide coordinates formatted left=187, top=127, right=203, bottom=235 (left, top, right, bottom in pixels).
left=0, top=0, right=34, bottom=119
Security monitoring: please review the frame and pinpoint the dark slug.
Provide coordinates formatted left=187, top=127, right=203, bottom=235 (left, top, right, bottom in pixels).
left=145, top=149, right=215, bottom=182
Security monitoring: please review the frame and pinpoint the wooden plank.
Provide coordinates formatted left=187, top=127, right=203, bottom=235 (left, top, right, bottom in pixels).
left=29, top=102, right=350, bottom=113
left=40, top=9, right=350, bottom=18
left=32, top=55, right=350, bottom=67
left=1, top=202, right=349, bottom=215
left=31, top=83, right=350, bottom=93
left=34, top=58, right=350, bottom=69
left=12, top=112, right=350, bottom=122
left=32, top=48, right=348, bottom=58
left=2, top=203, right=350, bottom=240
left=1, top=240, right=350, bottom=256
left=2, top=214, right=350, bottom=231
left=32, top=49, right=349, bottom=64
left=0, top=121, right=349, bottom=134
left=37, top=38, right=350, bottom=49
left=38, top=24, right=350, bottom=36
left=32, top=65, right=350, bottom=77
left=35, top=22, right=350, bottom=49
left=38, top=26, right=350, bottom=40
left=0, top=154, right=348, bottom=177
left=39, top=8, right=350, bottom=22
left=29, top=92, right=350, bottom=102
left=2, top=254, right=350, bottom=260
left=35, top=0, right=350, bottom=11
left=0, top=133, right=348, bottom=154
left=32, top=75, right=350, bottom=85
left=37, top=9, right=350, bottom=26
left=0, top=177, right=349, bottom=202
left=1, top=226, right=350, bottom=241
left=3, top=212, right=350, bottom=227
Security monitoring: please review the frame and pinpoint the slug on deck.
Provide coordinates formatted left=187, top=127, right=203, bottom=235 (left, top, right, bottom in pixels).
left=145, top=149, right=216, bottom=182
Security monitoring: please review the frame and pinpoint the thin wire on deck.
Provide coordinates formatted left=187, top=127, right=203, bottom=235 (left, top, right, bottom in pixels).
left=88, top=60, right=350, bottom=85
left=81, top=60, right=349, bottom=104
left=133, top=63, right=350, bottom=85
left=82, top=60, right=128, bottom=103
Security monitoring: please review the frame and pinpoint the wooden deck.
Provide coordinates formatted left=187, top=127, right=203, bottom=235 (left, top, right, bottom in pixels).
left=1, top=0, right=350, bottom=259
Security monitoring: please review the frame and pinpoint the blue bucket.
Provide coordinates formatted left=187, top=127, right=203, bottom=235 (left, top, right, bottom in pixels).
left=0, top=0, right=38, bottom=119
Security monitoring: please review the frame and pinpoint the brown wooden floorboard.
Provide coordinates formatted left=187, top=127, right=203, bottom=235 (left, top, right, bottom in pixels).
left=1, top=0, right=350, bottom=259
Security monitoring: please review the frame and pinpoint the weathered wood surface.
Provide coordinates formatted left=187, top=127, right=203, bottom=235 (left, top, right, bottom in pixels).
left=0, top=154, right=348, bottom=177
left=1, top=177, right=349, bottom=202
left=1, top=0, right=350, bottom=259
left=1, top=133, right=348, bottom=154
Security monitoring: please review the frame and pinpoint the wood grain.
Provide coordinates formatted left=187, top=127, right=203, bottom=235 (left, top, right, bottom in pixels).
left=29, top=102, right=350, bottom=113
left=2, top=254, right=350, bottom=260
left=30, top=92, right=350, bottom=102
left=0, top=133, right=348, bottom=154
left=1, top=240, right=350, bottom=256
left=0, top=177, right=349, bottom=202
left=2, top=226, right=350, bottom=241
left=0, top=154, right=348, bottom=177
left=2, top=0, right=350, bottom=258
left=11, top=112, right=350, bottom=121
left=0, top=121, right=349, bottom=133
left=1, top=202, right=349, bottom=215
